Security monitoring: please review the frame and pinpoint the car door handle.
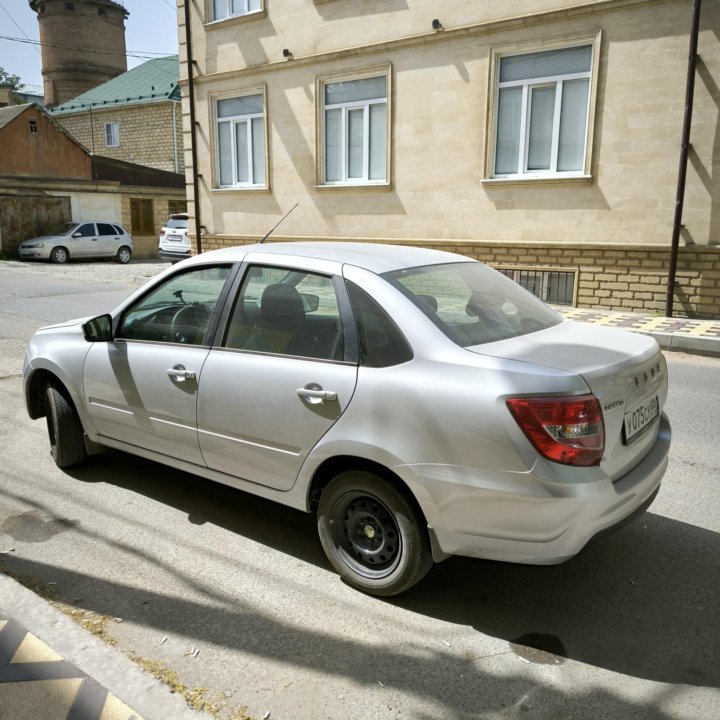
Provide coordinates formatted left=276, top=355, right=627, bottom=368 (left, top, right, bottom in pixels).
left=167, top=366, right=196, bottom=381
left=297, top=386, right=337, bottom=402
left=91, top=238, right=99, bottom=241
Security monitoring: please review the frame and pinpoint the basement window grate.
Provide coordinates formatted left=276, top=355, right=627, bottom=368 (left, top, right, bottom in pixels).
left=496, top=266, right=577, bottom=306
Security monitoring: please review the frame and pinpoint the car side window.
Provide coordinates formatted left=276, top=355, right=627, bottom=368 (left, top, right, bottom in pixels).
left=112, top=224, right=125, bottom=235
left=97, top=223, right=117, bottom=236
left=346, top=281, right=413, bottom=368
left=118, top=265, right=232, bottom=345
left=76, top=223, right=96, bottom=237
left=224, top=265, right=344, bottom=361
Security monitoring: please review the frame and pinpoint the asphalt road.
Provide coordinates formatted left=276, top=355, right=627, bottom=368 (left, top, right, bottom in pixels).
left=1, top=260, right=719, bottom=720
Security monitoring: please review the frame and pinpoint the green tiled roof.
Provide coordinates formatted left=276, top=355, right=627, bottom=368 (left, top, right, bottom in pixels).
left=49, top=56, right=180, bottom=116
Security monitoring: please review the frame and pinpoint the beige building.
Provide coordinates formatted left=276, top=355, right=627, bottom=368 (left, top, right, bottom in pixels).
left=180, top=0, right=720, bottom=317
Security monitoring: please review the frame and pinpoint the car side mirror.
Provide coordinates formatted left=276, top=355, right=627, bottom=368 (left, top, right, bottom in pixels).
left=300, top=293, right=320, bottom=312
left=72, top=232, right=82, bottom=238
left=82, top=314, right=113, bottom=342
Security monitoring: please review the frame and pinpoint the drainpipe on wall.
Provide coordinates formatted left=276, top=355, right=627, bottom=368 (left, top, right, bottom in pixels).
left=665, top=0, right=702, bottom=318
left=172, top=100, right=179, bottom=174
left=88, top=104, right=95, bottom=154
left=183, top=0, right=202, bottom=254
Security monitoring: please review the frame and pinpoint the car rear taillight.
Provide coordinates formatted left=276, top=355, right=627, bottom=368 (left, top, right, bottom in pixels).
left=159, top=229, right=165, bottom=236
left=506, top=395, right=605, bottom=467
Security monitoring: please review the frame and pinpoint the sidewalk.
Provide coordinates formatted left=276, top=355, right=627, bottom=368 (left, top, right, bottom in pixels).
left=0, top=574, right=210, bottom=720
left=556, top=306, right=720, bottom=357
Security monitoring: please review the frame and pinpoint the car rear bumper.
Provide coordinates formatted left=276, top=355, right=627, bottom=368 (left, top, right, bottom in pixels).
left=400, top=413, right=670, bottom=564
left=158, top=248, right=191, bottom=261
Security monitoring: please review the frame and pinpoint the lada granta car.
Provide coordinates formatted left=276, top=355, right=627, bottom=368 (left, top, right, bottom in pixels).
left=23, top=243, right=671, bottom=596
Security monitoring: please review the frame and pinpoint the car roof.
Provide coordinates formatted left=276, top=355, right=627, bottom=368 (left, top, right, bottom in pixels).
left=194, top=242, right=474, bottom=274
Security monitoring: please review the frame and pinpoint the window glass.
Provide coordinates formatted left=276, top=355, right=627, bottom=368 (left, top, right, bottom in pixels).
left=166, top=217, right=189, bottom=229
left=112, top=224, right=125, bottom=235
left=214, top=0, right=261, bottom=21
left=384, top=262, right=561, bottom=347
left=75, top=224, right=96, bottom=237
left=97, top=223, right=117, bottom=236
left=346, top=282, right=412, bottom=368
left=105, top=122, right=119, bottom=147
left=217, top=93, right=265, bottom=187
left=224, top=266, right=344, bottom=361
left=322, top=74, right=388, bottom=184
left=119, top=266, right=232, bottom=345
left=494, top=44, right=592, bottom=177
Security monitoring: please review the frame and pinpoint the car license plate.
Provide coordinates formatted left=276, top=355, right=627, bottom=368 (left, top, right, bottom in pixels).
left=623, top=395, right=659, bottom=445
left=168, top=234, right=181, bottom=242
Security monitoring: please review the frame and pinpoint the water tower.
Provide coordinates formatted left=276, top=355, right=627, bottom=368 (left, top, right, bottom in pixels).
left=29, top=0, right=129, bottom=108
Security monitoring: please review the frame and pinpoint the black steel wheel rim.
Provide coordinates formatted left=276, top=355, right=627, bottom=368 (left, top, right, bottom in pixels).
left=330, top=491, right=402, bottom=579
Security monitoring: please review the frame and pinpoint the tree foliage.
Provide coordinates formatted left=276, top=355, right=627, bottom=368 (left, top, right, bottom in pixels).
left=0, top=67, right=23, bottom=91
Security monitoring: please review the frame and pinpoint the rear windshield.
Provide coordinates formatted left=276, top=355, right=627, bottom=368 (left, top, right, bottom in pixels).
left=166, top=217, right=188, bottom=229
left=384, top=262, right=562, bottom=346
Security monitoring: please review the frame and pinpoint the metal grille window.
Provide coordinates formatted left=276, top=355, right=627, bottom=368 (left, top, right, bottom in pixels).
left=497, top=267, right=576, bottom=306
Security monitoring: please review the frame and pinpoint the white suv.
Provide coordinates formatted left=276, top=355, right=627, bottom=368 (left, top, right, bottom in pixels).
left=158, top=213, right=191, bottom=263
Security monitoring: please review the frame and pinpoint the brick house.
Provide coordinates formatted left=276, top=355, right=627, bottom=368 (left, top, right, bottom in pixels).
left=50, top=56, right=185, bottom=174
left=0, top=103, right=186, bottom=257
left=180, top=0, right=719, bottom=318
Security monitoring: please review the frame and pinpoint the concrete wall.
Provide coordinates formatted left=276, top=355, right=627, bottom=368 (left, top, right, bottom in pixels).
left=0, top=195, right=71, bottom=255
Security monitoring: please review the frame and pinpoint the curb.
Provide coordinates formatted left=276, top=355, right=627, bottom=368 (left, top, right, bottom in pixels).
left=641, top=331, right=720, bottom=358
left=0, top=573, right=212, bottom=720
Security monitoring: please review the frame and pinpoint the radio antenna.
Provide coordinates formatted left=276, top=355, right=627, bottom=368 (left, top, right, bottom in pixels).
left=258, top=203, right=299, bottom=244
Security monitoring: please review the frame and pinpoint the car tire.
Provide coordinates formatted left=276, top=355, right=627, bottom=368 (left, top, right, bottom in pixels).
left=45, top=384, right=87, bottom=468
left=317, top=470, right=433, bottom=596
left=115, top=246, right=132, bottom=264
left=50, top=247, right=69, bottom=264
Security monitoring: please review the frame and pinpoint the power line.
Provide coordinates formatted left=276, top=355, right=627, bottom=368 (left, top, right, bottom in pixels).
left=0, top=34, right=177, bottom=61
left=159, top=0, right=177, bottom=11
left=0, top=2, right=42, bottom=55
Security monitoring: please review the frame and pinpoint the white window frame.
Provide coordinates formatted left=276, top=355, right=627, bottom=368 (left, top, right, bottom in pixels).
left=486, top=35, right=601, bottom=182
left=214, top=90, right=268, bottom=190
left=212, top=0, right=262, bottom=22
left=317, top=66, right=391, bottom=187
left=105, top=122, right=119, bottom=148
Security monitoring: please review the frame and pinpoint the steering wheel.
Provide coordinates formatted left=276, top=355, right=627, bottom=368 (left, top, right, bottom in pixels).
left=170, top=304, right=209, bottom=344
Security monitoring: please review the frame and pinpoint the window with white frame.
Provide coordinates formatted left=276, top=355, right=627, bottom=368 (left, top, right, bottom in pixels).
left=105, top=122, right=119, bottom=148
left=493, top=44, right=593, bottom=178
left=216, top=94, right=266, bottom=188
left=213, top=0, right=261, bottom=21
left=321, top=74, right=388, bottom=185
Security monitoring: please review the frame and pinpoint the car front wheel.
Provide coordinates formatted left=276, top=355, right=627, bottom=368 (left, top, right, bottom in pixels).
left=115, top=246, right=132, bottom=264
left=45, top=385, right=87, bottom=468
left=50, top=247, right=68, bottom=264
left=317, top=470, right=433, bottom=596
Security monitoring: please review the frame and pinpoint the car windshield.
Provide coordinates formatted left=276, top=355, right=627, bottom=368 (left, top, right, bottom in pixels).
left=384, top=262, right=562, bottom=346
left=46, top=222, right=78, bottom=236
left=166, top=217, right=188, bottom=229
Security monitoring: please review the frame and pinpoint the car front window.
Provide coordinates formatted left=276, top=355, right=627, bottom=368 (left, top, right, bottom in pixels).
left=118, top=265, right=233, bottom=345
left=384, top=262, right=562, bottom=346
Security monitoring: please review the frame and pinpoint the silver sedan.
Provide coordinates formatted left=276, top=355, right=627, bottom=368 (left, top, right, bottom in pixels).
left=23, top=243, right=670, bottom=595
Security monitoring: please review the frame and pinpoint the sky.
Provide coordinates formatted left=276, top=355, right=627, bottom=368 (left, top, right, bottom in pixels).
left=0, top=0, right=180, bottom=94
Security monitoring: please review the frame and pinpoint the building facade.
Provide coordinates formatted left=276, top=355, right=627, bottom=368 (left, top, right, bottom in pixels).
left=0, top=104, right=186, bottom=257
left=50, top=56, right=184, bottom=174
left=181, top=0, right=720, bottom=317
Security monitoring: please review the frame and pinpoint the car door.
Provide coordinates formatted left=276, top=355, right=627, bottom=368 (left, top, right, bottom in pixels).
left=83, top=264, right=234, bottom=464
left=70, top=223, right=98, bottom=258
left=197, top=263, right=358, bottom=491
left=96, top=222, right=121, bottom=257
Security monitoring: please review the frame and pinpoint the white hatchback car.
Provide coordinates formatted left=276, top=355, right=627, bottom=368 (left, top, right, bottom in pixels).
left=18, top=221, right=133, bottom=264
left=23, top=243, right=671, bottom=596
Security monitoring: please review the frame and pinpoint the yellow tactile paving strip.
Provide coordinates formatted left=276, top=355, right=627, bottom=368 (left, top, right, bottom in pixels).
left=0, top=613, right=142, bottom=720
left=558, top=308, right=720, bottom=338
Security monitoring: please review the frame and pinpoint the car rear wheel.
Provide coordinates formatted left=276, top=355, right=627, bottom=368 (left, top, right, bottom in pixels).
left=317, top=470, right=433, bottom=596
left=45, top=385, right=87, bottom=468
left=50, top=247, right=68, bottom=264
left=115, top=246, right=132, bottom=264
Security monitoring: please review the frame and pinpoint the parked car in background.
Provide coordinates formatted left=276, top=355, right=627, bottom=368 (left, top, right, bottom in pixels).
left=158, top=213, right=191, bottom=263
left=18, top=222, right=133, bottom=264
left=23, top=243, right=670, bottom=596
